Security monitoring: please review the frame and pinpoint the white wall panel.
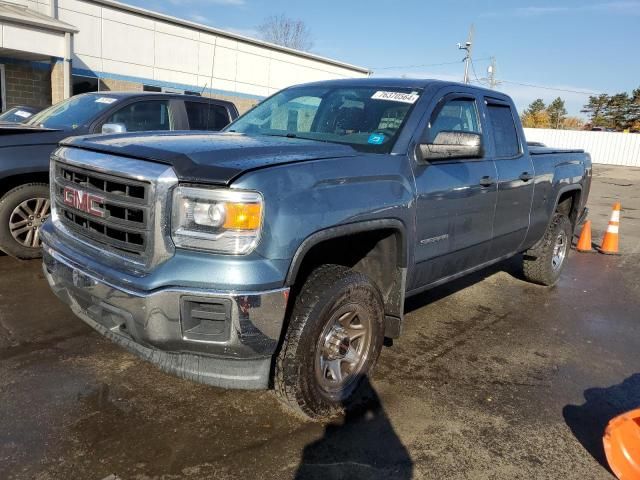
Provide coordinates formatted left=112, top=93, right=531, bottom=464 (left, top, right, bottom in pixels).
left=2, top=23, right=64, bottom=57
left=73, top=52, right=102, bottom=71
left=102, top=6, right=154, bottom=30
left=155, top=21, right=199, bottom=41
left=18, top=0, right=366, bottom=100
left=197, top=42, right=214, bottom=77
left=58, top=9, right=100, bottom=56
left=236, top=51, right=269, bottom=86
left=101, top=19, right=153, bottom=66
left=212, top=46, right=236, bottom=81
left=154, top=32, right=198, bottom=74
left=153, top=67, right=199, bottom=88
left=102, top=57, right=152, bottom=79
left=58, top=0, right=100, bottom=17
left=524, top=128, right=640, bottom=167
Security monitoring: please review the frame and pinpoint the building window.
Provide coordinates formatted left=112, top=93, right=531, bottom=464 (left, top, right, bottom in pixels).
left=73, top=75, right=99, bottom=95
left=143, top=85, right=162, bottom=92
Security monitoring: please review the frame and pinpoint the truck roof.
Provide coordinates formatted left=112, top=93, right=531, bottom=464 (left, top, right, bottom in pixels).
left=297, top=77, right=500, bottom=95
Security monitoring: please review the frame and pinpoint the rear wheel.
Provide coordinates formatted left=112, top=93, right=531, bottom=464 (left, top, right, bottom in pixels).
left=274, top=264, right=385, bottom=420
left=522, top=213, right=572, bottom=286
left=0, top=183, right=50, bottom=259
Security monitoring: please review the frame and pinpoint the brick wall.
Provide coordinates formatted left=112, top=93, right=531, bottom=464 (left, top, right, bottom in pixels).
left=98, top=78, right=143, bottom=92
left=4, top=62, right=52, bottom=109
left=50, top=61, right=64, bottom=104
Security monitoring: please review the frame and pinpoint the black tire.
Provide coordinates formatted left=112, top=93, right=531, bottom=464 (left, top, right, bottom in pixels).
left=523, top=213, right=572, bottom=286
left=0, top=183, right=50, bottom=259
left=275, top=264, right=385, bottom=421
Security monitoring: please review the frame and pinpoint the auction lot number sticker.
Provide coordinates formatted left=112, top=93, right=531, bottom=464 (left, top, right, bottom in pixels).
left=371, top=91, right=420, bottom=104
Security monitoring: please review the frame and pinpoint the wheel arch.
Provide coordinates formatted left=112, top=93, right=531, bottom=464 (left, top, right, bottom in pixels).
left=285, top=219, right=408, bottom=338
left=0, top=172, right=50, bottom=198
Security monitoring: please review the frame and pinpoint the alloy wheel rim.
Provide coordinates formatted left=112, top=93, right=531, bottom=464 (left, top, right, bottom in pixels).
left=314, top=304, right=372, bottom=395
left=551, top=230, right=567, bottom=271
left=9, top=197, right=50, bottom=248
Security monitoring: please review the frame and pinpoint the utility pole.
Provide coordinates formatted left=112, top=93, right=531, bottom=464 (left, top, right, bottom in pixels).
left=487, top=56, right=498, bottom=89
left=458, top=24, right=474, bottom=84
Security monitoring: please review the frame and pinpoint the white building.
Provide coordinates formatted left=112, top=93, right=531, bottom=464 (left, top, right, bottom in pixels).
left=0, top=0, right=369, bottom=113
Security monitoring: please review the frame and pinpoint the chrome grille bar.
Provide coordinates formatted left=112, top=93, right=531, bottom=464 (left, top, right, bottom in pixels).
left=50, top=147, right=178, bottom=273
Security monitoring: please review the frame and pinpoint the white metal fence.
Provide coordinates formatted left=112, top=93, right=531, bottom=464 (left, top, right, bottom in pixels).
left=524, top=128, right=640, bottom=167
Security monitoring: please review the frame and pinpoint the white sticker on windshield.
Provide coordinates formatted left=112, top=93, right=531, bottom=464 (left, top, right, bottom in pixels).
left=371, top=91, right=420, bottom=104
left=14, top=110, right=31, bottom=118
left=95, top=97, right=117, bottom=104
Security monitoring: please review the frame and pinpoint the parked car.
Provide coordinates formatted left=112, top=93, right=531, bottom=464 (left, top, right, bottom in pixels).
left=0, top=105, right=43, bottom=124
left=0, top=92, right=238, bottom=258
left=41, top=79, right=591, bottom=419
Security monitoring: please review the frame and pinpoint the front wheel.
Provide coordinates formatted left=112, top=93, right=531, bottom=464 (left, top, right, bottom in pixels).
left=274, top=265, right=385, bottom=420
left=0, top=183, right=50, bottom=259
left=522, top=213, right=572, bottom=286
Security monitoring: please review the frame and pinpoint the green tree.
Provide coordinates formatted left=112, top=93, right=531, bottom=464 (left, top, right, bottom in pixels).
left=547, top=97, right=567, bottom=129
left=629, top=87, right=640, bottom=129
left=521, top=99, right=550, bottom=128
left=524, top=99, right=546, bottom=116
left=605, top=93, right=631, bottom=130
left=581, top=94, right=610, bottom=127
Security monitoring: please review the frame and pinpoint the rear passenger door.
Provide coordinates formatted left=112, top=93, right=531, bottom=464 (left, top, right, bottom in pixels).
left=410, top=91, right=498, bottom=290
left=483, top=98, right=535, bottom=258
left=184, top=101, right=233, bottom=131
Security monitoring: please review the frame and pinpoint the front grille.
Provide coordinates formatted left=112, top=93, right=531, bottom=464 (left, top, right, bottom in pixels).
left=53, top=161, right=152, bottom=257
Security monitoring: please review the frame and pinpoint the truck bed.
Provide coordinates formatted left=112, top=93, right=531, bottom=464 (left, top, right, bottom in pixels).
left=529, top=146, right=585, bottom=155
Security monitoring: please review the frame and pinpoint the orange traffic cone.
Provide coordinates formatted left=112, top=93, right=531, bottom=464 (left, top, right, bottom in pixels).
left=576, top=220, right=594, bottom=252
left=603, top=408, right=640, bottom=479
left=599, top=202, right=621, bottom=255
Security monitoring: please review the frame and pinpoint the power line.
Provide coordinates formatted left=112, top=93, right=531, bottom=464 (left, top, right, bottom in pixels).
left=498, top=80, right=601, bottom=95
left=371, top=57, right=491, bottom=71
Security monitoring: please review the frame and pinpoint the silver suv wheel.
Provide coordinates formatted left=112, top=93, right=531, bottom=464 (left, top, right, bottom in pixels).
left=9, top=197, right=50, bottom=248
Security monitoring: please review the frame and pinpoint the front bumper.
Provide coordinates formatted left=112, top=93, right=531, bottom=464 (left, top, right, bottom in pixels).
left=42, top=244, right=289, bottom=390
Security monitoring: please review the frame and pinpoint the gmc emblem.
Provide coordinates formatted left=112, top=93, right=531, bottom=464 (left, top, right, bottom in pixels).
left=63, top=186, right=105, bottom=218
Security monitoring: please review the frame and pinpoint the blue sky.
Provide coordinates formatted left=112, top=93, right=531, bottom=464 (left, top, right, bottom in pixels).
left=126, top=0, right=639, bottom=116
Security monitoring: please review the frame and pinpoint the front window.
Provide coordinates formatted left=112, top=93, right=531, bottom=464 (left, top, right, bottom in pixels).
left=226, top=86, right=422, bottom=153
left=27, top=94, right=119, bottom=130
left=103, top=100, right=172, bottom=132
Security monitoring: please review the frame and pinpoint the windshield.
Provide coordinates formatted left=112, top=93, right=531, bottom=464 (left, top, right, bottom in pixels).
left=0, top=107, right=36, bottom=123
left=225, top=85, right=422, bottom=153
left=26, top=94, right=118, bottom=130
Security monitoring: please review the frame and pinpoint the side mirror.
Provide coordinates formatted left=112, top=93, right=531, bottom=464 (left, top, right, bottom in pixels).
left=101, top=123, right=127, bottom=134
left=418, top=131, right=483, bottom=162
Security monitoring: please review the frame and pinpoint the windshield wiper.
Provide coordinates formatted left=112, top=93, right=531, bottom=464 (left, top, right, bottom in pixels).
left=263, top=133, right=298, bottom=139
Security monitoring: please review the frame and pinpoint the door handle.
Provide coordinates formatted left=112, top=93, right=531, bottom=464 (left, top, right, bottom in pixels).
left=519, top=172, right=534, bottom=182
left=479, top=176, right=495, bottom=187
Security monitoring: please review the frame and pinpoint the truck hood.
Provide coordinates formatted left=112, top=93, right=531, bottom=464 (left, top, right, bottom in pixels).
left=0, top=124, right=68, bottom=147
left=61, top=131, right=359, bottom=184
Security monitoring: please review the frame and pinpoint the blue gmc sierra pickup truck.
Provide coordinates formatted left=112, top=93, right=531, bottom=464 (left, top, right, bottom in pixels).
left=41, top=78, right=591, bottom=419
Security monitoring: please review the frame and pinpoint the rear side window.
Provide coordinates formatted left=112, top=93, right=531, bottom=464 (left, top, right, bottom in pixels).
left=487, top=103, right=520, bottom=157
left=185, top=102, right=230, bottom=131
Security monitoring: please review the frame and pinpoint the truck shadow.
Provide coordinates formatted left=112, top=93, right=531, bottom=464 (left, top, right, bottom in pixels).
left=294, top=376, right=413, bottom=480
left=563, top=373, right=640, bottom=471
left=404, top=255, right=524, bottom=314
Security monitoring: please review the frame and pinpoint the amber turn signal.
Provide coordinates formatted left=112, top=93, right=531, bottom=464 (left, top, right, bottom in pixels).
left=223, top=203, right=262, bottom=230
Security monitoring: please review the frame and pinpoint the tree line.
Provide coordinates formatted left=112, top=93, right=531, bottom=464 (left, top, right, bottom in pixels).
left=521, top=97, right=584, bottom=130
left=581, top=88, right=640, bottom=131
left=522, top=87, right=640, bottom=131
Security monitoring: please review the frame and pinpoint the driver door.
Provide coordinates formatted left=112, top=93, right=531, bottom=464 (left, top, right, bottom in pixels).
left=410, top=92, right=498, bottom=290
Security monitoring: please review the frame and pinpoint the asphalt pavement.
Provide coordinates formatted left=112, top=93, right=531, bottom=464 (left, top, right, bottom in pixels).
left=1, top=165, right=639, bottom=480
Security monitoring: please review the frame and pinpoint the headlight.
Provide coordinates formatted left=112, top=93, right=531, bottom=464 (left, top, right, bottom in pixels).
left=171, top=186, right=263, bottom=254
